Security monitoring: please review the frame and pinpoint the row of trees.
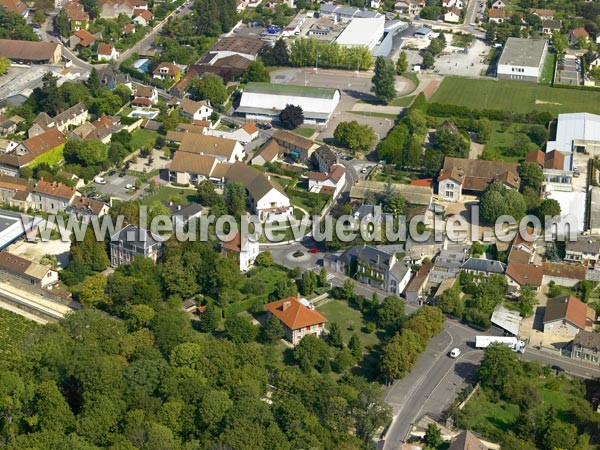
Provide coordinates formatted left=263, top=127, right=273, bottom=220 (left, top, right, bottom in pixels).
left=380, top=306, right=445, bottom=381
left=288, top=38, right=373, bottom=71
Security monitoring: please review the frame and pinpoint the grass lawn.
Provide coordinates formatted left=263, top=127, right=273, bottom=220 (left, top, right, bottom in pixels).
left=130, top=129, right=159, bottom=151
left=541, top=51, right=556, bottom=85
left=482, top=121, right=525, bottom=162
left=349, top=111, right=399, bottom=119
left=0, top=309, right=39, bottom=365
left=389, top=95, right=416, bottom=107
left=317, top=299, right=380, bottom=351
left=143, top=186, right=198, bottom=205
left=270, top=176, right=292, bottom=190
left=293, top=127, right=316, bottom=138
left=460, top=389, right=520, bottom=436
left=430, top=76, right=600, bottom=115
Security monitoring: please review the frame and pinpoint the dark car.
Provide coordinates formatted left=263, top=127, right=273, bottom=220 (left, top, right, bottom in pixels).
left=551, top=365, right=564, bottom=372
left=119, top=172, right=126, bottom=177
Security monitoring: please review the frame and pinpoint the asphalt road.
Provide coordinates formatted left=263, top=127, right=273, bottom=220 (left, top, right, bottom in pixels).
left=269, top=244, right=600, bottom=448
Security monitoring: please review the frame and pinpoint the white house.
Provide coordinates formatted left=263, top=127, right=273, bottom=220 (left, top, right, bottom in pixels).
left=491, top=0, right=505, bottom=9
left=308, top=164, right=346, bottom=197
left=178, top=98, right=213, bottom=122
left=221, top=232, right=260, bottom=271
left=206, top=122, right=259, bottom=144
left=444, top=7, right=461, bottom=23
left=97, top=43, right=119, bottom=61
left=225, top=162, right=292, bottom=221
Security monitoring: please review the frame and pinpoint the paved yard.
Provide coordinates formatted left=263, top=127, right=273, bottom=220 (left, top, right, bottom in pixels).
left=8, top=236, right=71, bottom=268
left=270, top=68, right=398, bottom=145
left=435, top=39, right=491, bottom=78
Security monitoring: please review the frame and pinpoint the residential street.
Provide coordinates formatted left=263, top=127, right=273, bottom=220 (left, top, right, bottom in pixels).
left=268, top=244, right=600, bottom=449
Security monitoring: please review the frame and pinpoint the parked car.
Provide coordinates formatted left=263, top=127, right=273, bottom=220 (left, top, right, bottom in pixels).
left=308, top=247, right=319, bottom=254
left=125, top=184, right=136, bottom=190
left=94, top=176, right=107, bottom=184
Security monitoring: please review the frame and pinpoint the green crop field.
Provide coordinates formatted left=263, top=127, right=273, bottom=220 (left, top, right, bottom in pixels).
left=0, top=309, right=39, bottom=364
left=430, top=76, right=600, bottom=115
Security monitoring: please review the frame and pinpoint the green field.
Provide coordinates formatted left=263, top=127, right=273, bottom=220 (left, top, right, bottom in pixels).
left=0, top=309, right=39, bottom=364
left=130, top=129, right=159, bottom=151
left=143, top=186, right=198, bottom=205
left=540, top=52, right=556, bottom=85
left=430, top=76, right=600, bottom=114
left=293, top=127, right=316, bottom=138
left=317, top=299, right=379, bottom=350
left=482, top=121, right=533, bottom=162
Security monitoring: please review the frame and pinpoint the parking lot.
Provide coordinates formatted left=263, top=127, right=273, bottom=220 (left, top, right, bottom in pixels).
left=270, top=68, right=397, bottom=145
left=555, top=56, right=581, bottom=86
left=92, top=172, right=147, bottom=201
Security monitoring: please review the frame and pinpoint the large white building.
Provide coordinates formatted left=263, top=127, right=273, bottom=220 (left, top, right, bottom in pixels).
left=497, top=38, right=548, bottom=82
left=547, top=112, right=600, bottom=158
left=237, top=82, right=341, bottom=125
left=335, top=16, right=385, bottom=50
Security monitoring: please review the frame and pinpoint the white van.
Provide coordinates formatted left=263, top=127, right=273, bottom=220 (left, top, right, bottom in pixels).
left=94, top=176, right=107, bottom=184
left=449, top=348, right=461, bottom=358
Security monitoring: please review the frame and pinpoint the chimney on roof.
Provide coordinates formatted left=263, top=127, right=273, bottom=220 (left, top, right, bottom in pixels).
left=282, top=301, right=291, bottom=311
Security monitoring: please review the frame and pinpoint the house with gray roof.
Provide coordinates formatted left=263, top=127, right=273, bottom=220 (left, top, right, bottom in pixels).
left=461, top=257, right=506, bottom=278
left=110, top=224, right=163, bottom=267
left=323, top=245, right=412, bottom=295
left=428, top=248, right=468, bottom=286
left=565, top=237, right=600, bottom=266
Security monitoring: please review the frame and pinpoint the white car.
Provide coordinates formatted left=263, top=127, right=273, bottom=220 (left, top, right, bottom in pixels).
left=94, top=176, right=107, bottom=184
left=361, top=167, right=368, bottom=174
left=449, top=348, right=461, bottom=358
left=125, top=184, right=136, bottom=190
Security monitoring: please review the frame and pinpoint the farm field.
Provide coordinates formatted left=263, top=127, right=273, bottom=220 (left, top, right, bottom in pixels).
left=0, top=308, right=39, bottom=364
left=430, top=76, right=600, bottom=115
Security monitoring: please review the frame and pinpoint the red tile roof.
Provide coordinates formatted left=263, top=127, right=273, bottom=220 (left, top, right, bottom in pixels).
left=73, top=29, right=96, bottom=47
left=544, top=295, right=589, bottom=329
left=542, top=262, right=587, bottom=281
left=0, top=0, right=27, bottom=15
left=410, top=178, right=433, bottom=188
left=133, top=8, right=153, bottom=20
left=571, top=27, right=589, bottom=39
left=242, top=122, right=258, bottom=135
left=506, top=263, right=543, bottom=287
left=265, top=296, right=328, bottom=330
left=33, top=180, right=77, bottom=200
left=97, top=43, right=115, bottom=55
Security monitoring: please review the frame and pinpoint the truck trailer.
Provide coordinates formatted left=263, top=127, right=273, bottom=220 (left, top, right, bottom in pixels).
left=475, top=336, right=526, bottom=353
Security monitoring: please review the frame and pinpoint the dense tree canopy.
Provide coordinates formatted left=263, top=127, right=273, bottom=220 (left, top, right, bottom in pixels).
left=333, top=121, right=376, bottom=152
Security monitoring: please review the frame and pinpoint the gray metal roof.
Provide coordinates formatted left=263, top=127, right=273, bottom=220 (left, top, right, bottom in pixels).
left=498, top=37, right=547, bottom=68
left=546, top=112, right=600, bottom=157
left=566, top=237, right=600, bottom=254
left=491, top=304, right=522, bottom=336
left=461, top=257, right=506, bottom=274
